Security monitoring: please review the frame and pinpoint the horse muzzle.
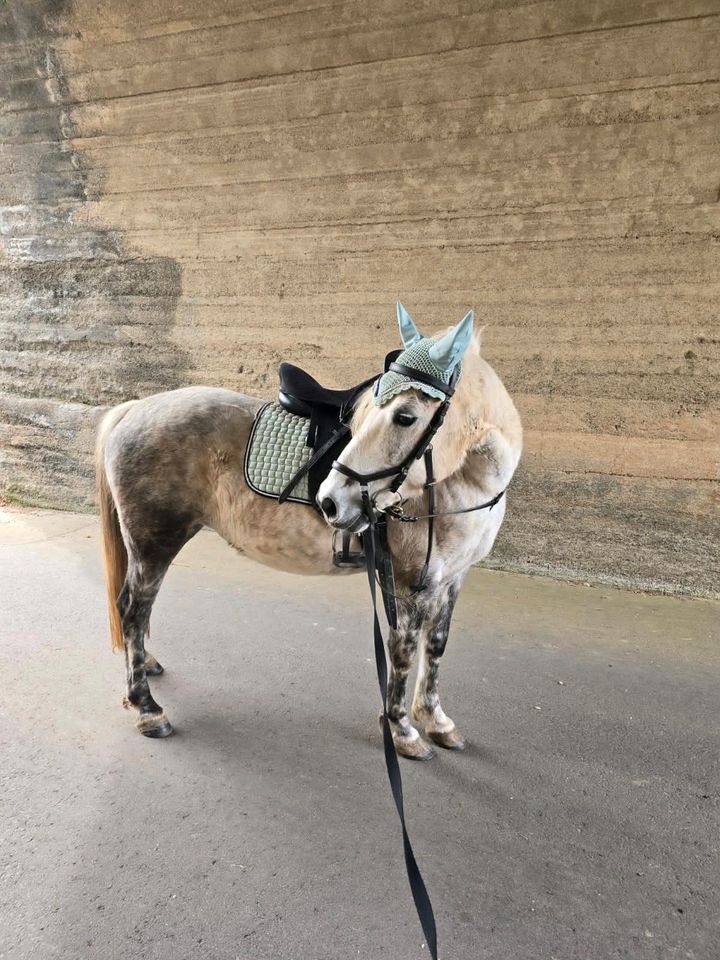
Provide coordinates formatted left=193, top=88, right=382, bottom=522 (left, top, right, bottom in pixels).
left=317, top=493, right=369, bottom=533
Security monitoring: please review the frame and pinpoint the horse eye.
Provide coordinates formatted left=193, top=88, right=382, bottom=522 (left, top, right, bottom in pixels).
left=393, top=411, right=417, bottom=427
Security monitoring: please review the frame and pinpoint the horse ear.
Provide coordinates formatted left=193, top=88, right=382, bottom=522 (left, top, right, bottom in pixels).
left=396, top=302, right=422, bottom=348
left=428, top=310, right=474, bottom=371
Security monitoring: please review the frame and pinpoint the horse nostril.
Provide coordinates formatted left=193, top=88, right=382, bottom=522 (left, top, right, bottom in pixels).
left=321, top=496, right=337, bottom=519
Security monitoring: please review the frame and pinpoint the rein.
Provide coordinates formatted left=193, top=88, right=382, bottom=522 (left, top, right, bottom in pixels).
left=329, top=365, right=507, bottom=960
left=361, top=513, right=438, bottom=960
left=386, top=484, right=506, bottom=522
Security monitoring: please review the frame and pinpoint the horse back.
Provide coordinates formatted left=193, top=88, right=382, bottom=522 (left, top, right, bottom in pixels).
left=100, top=386, right=338, bottom=574
left=101, top=387, right=259, bottom=524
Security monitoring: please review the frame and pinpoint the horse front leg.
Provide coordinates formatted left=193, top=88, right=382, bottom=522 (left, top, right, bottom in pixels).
left=411, top=582, right=466, bottom=751
left=385, top=607, right=435, bottom=761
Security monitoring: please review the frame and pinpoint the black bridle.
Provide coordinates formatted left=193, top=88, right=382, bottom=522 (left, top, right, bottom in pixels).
left=331, top=361, right=506, bottom=595
left=331, top=362, right=458, bottom=495
left=328, top=362, right=507, bottom=960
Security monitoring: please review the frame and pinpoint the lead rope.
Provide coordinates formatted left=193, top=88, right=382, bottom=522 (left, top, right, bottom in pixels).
left=361, top=489, right=439, bottom=960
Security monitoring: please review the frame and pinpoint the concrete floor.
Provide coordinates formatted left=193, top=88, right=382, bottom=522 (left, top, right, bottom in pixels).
left=1, top=507, right=718, bottom=960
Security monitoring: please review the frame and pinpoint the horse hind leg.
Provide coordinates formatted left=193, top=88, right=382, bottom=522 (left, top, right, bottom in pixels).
left=143, top=624, right=164, bottom=675
left=144, top=650, right=164, bottom=676
left=118, top=514, right=200, bottom=738
left=118, top=559, right=174, bottom=738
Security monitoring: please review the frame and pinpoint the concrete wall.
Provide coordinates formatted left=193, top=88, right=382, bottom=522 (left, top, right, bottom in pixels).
left=2, top=0, right=718, bottom=596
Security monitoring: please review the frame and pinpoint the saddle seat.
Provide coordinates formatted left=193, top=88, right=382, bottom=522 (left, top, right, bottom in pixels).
left=278, top=362, right=367, bottom=418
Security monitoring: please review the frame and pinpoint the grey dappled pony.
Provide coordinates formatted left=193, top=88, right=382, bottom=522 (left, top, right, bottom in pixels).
left=97, top=305, right=522, bottom=757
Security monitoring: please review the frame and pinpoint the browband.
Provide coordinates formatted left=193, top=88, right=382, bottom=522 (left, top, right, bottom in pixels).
left=387, top=362, right=456, bottom=397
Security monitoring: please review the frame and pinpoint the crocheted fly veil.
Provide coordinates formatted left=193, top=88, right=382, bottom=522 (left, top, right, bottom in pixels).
left=373, top=303, right=475, bottom=406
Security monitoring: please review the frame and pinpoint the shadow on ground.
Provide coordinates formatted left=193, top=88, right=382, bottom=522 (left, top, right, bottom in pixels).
left=1, top=508, right=718, bottom=960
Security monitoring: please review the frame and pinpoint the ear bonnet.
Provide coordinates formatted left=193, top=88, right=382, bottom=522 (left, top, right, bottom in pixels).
left=373, top=304, right=474, bottom=406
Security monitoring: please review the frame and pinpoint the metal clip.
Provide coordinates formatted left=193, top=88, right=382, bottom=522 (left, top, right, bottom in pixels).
left=372, top=488, right=404, bottom=514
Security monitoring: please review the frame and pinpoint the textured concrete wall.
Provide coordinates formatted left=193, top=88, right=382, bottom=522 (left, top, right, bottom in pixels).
left=2, top=0, right=718, bottom=595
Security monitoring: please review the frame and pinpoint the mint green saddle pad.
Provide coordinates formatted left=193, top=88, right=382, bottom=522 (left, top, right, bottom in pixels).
left=244, top=402, right=313, bottom=504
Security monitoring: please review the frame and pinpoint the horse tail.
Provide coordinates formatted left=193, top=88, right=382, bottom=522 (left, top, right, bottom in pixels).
left=96, top=403, right=134, bottom=652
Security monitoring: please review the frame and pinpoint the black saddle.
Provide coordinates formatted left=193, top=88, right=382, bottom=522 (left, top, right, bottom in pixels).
left=276, top=363, right=376, bottom=512
left=275, top=354, right=400, bottom=569
left=278, top=363, right=369, bottom=419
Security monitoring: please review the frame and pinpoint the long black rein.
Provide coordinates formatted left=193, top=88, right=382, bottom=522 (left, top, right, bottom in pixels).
left=361, top=509, right=439, bottom=960
left=273, top=358, right=504, bottom=958
left=326, top=362, right=508, bottom=959
left=351, top=453, right=507, bottom=960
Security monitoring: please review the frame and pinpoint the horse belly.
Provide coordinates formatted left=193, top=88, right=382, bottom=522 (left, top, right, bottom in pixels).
left=209, top=471, right=356, bottom=577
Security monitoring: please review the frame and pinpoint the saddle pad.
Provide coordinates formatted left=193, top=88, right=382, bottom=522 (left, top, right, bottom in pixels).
left=244, top=402, right=313, bottom=504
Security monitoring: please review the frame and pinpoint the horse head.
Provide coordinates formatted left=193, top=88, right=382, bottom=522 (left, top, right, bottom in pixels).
left=317, top=304, right=479, bottom=531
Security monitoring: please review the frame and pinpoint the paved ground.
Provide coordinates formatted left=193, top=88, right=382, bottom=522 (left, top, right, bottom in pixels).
left=1, top=507, right=718, bottom=960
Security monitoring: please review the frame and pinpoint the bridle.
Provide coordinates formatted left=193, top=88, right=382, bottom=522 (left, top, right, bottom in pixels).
left=332, top=362, right=458, bottom=492
left=331, top=361, right=507, bottom=597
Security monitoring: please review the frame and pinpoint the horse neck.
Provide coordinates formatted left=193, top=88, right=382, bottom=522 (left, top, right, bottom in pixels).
left=445, top=358, right=522, bottom=495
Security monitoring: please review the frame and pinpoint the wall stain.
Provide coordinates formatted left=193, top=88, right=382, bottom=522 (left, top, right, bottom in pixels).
left=0, top=0, right=191, bottom=508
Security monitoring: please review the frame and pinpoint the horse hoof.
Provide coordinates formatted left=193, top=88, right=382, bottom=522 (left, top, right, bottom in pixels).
left=136, top=712, right=173, bottom=738
left=377, top=714, right=434, bottom=760
left=144, top=654, right=164, bottom=676
left=428, top=727, right=466, bottom=751
left=394, top=736, right=435, bottom=761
